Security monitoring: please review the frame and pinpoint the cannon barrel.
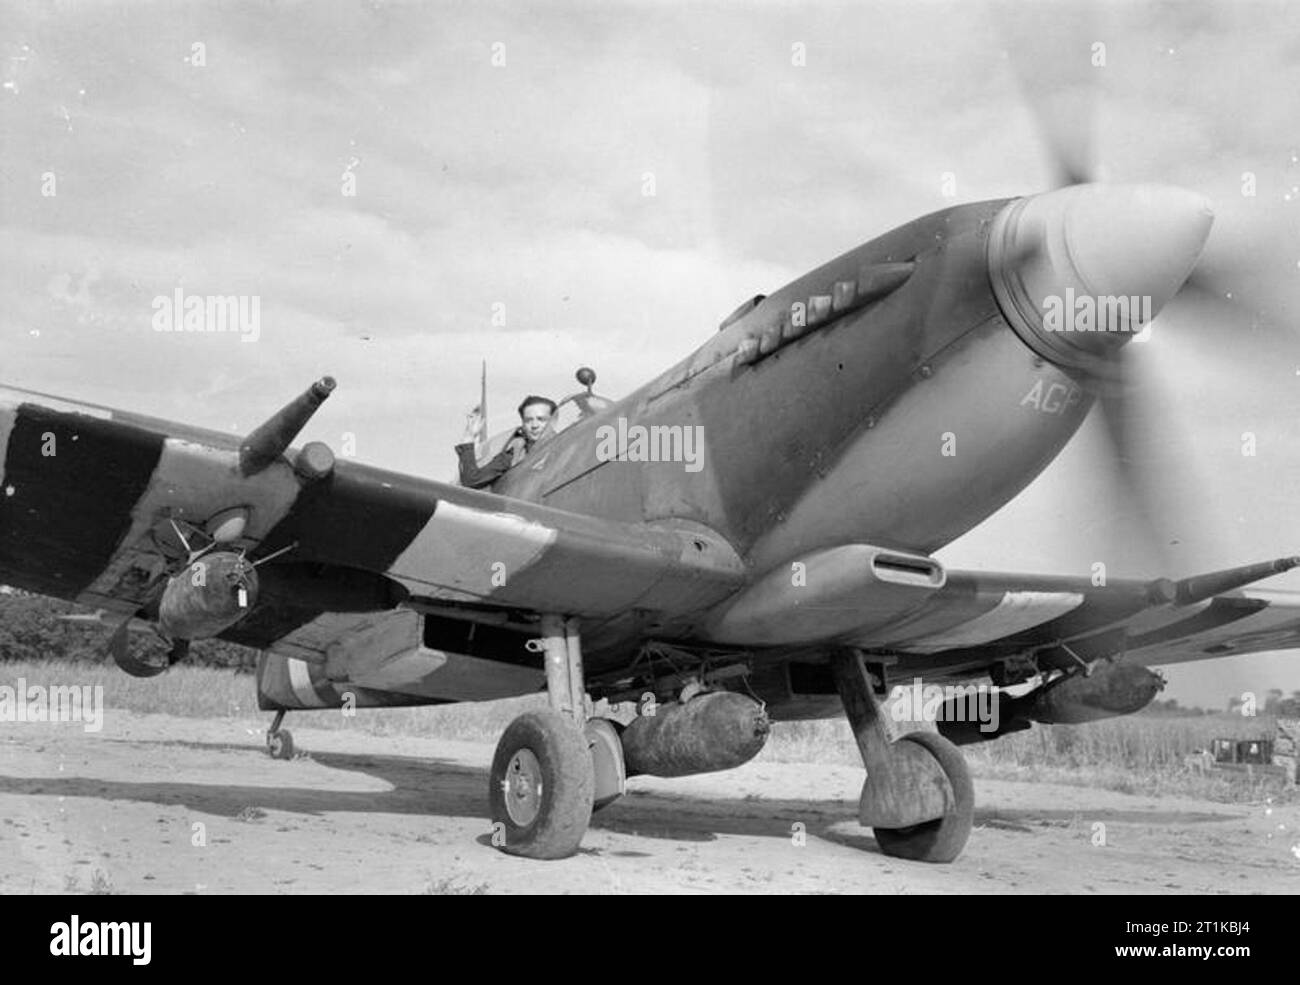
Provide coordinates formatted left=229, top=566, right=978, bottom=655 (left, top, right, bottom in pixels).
left=239, top=377, right=336, bottom=476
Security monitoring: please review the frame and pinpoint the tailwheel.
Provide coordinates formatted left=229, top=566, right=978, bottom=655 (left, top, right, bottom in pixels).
left=265, top=710, right=294, bottom=760
left=489, top=710, right=594, bottom=859
left=871, top=730, right=973, bottom=863
left=267, top=728, right=294, bottom=760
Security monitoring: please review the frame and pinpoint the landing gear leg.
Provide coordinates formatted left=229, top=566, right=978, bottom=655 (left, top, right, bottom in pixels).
left=488, top=615, right=596, bottom=859
left=266, top=709, right=294, bottom=761
left=830, top=648, right=973, bottom=863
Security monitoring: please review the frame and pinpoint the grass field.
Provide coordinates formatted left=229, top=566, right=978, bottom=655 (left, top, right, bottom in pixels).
left=1, top=659, right=1293, bottom=804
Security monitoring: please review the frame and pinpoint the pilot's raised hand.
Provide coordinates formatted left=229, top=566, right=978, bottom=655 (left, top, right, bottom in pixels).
left=462, top=408, right=484, bottom=444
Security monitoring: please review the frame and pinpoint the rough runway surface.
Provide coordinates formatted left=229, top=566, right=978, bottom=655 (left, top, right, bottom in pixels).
left=2, top=713, right=1296, bottom=894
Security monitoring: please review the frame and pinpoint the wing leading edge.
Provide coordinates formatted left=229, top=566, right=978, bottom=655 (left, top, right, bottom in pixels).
left=701, top=543, right=1300, bottom=678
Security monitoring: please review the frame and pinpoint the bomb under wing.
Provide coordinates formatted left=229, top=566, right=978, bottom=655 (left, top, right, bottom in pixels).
left=1023, top=661, right=1165, bottom=725
left=937, top=661, right=1166, bottom=746
left=619, top=691, right=770, bottom=778
left=157, top=551, right=259, bottom=641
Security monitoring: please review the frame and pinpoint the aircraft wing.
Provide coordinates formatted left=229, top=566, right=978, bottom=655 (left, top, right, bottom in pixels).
left=880, top=567, right=1300, bottom=672
left=703, top=544, right=1300, bottom=675
left=0, top=385, right=746, bottom=702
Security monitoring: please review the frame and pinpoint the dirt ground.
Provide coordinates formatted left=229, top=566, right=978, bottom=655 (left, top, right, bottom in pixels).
left=1, top=711, right=1297, bottom=894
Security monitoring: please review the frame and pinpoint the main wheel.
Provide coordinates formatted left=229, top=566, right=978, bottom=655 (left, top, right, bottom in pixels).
left=267, top=729, right=294, bottom=760
left=872, top=730, right=973, bottom=863
left=489, top=711, right=594, bottom=859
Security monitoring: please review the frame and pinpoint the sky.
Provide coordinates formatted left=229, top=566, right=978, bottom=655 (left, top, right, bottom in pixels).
left=3, top=0, right=1300, bottom=707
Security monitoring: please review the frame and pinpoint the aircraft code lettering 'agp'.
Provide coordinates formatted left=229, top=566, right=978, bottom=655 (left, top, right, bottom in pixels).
left=1, top=178, right=1296, bottom=865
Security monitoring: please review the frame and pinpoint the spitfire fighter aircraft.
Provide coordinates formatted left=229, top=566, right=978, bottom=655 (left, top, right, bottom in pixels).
left=4, top=159, right=1300, bottom=862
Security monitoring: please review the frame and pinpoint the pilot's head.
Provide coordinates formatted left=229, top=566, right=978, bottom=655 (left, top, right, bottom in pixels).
left=517, top=395, right=557, bottom=444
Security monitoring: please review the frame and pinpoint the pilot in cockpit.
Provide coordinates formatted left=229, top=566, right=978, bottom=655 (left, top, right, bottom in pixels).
left=455, top=394, right=557, bottom=490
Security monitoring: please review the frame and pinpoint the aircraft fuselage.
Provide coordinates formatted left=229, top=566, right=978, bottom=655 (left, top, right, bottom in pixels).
left=498, top=197, right=1092, bottom=590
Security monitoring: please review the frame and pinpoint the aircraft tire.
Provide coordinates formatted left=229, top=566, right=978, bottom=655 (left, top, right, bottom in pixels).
left=113, top=651, right=169, bottom=678
left=489, top=710, right=593, bottom=859
left=872, top=730, right=973, bottom=863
